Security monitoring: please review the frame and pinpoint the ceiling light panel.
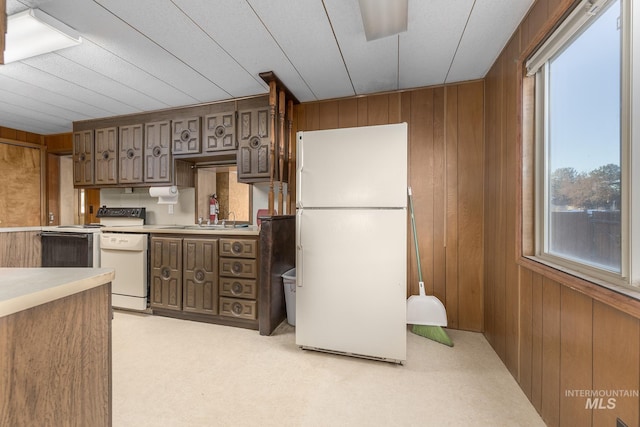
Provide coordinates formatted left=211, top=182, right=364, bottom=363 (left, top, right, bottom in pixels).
left=358, top=0, right=408, bottom=41
left=4, top=9, right=81, bottom=63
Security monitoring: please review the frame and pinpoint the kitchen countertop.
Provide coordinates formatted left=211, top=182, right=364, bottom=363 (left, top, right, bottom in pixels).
left=101, top=225, right=260, bottom=236
left=0, top=268, right=115, bottom=317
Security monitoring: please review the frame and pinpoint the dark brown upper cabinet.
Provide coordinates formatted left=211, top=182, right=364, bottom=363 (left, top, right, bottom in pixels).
left=172, top=117, right=201, bottom=155
left=237, top=106, right=271, bottom=183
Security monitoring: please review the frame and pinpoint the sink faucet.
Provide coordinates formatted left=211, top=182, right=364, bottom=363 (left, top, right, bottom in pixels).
left=221, top=211, right=236, bottom=228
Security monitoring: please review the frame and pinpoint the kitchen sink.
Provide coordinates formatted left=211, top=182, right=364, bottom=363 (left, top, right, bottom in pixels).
left=184, top=225, right=230, bottom=230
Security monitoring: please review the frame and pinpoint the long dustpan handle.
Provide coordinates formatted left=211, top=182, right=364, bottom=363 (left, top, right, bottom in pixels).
left=408, top=187, right=424, bottom=285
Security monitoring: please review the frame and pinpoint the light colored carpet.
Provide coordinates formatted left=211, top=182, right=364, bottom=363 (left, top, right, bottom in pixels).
left=112, top=311, right=544, bottom=426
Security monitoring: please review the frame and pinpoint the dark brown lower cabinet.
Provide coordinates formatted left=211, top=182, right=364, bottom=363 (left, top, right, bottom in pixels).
left=183, top=238, right=218, bottom=315
left=150, top=236, right=182, bottom=311
left=150, top=234, right=259, bottom=330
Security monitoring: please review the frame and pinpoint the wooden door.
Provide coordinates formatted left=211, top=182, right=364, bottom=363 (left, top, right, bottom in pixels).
left=150, top=236, right=183, bottom=311
left=119, top=124, right=143, bottom=184
left=172, top=117, right=201, bottom=155
left=182, top=238, right=218, bottom=315
left=145, top=120, right=171, bottom=183
left=94, top=127, right=118, bottom=185
left=72, top=130, right=93, bottom=186
left=237, top=107, right=270, bottom=182
left=203, top=111, right=236, bottom=153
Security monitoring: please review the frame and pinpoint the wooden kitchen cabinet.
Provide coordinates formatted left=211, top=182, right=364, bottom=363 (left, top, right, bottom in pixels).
left=119, top=123, right=144, bottom=184
left=94, top=127, right=118, bottom=186
left=203, top=111, right=236, bottom=153
left=150, top=233, right=259, bottom=330
left=145, top=120, right=172, bottom=183
left=150, top=236, right=182, bottom=311
left=237, top=106, right=271, bottom=182
left=172, top=116, right=201, bottom=155
left=182, top=237, right=219, bottom=315
left=72, top=130, right=94, bottom=186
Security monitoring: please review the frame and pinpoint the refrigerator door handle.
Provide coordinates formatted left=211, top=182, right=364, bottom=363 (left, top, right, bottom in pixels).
left=296, top=209, right=303, bottom=287
left=296, top=133, right=303, bottom=209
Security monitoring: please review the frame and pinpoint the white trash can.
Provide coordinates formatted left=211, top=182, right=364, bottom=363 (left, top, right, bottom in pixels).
left=282, top=268, right=296, bottom=326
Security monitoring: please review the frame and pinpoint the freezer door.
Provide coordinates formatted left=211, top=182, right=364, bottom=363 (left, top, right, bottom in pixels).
left=296, top=208, right=407, bottom=362
left=296, top=123, right=407, bottom=209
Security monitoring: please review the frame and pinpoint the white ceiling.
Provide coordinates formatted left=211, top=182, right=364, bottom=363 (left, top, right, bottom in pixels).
left=0, top=0, right=533, bottom=135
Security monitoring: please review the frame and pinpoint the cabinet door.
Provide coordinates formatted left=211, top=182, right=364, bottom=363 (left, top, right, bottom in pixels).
left=237, top=107, right=271, bottom=182
left=183, top=238, right=218, bottom=315
left=203, top=111, right=235, bottom=153
left=119, top=124, right=143, bottom=184
left=145, top=120, right=172, bottom=182
left=150, top=236, right=182, bottom=311
left=94, top=127, right=118, bottom=185
left=73, top=130, right=94, bottom=186
left=172, top=117, right=201, bottom=155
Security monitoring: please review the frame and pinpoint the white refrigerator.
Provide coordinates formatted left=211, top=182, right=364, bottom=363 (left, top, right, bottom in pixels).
left=295, top=123, right=407, bottom=363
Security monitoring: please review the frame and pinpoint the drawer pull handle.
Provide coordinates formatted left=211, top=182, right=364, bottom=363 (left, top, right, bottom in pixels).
left=232, top=242, right=243, bottom=254
left=232, top=282, right=243, bottom=295
left=232, top=302, right=243, bottom=315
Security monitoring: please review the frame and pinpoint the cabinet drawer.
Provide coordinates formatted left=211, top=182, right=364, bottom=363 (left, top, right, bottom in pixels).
left=219, top=297, right=257, bottom=320
left=219, top=257, right=257, bottom=279
left=219, top=278, right=257, bottom=299
left=219, top=238, right=256, bottom=258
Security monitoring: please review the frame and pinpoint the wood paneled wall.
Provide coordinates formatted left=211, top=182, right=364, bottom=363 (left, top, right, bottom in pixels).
left=294, top=83, right=484, bottom=332
left=484, top=0, right=640, bottom=425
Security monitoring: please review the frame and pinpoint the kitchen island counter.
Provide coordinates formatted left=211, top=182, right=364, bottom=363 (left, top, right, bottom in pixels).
left=0, top=267, right=114, bottom=426
left=0, top=267, right=115, bottom=317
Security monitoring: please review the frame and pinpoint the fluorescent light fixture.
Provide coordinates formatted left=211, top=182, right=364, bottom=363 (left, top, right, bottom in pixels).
left=358, top=0, right=408, bottom=41
left=4, top=9, right=82, bottom=64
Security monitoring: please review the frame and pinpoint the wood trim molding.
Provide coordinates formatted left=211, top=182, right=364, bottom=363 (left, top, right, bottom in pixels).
left=519, top=256, right=640, bottom=320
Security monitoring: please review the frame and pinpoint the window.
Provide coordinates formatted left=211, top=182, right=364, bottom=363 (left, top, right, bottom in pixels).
left=526, top=0, right=632, bottom=285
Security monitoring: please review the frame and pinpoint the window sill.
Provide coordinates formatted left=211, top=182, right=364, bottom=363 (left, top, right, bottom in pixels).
left=519, top=256, right=640, bottom=319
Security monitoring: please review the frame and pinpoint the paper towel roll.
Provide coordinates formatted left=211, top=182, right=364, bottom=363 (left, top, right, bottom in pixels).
left=149, top=186, right=179, bottom=204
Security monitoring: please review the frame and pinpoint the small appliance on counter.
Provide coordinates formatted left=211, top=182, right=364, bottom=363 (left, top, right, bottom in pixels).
left=97, top=206, right=149, bottom=312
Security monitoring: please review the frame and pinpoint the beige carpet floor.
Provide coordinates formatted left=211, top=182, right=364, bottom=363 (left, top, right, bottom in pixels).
left=112, top=311, right=544, bottom=426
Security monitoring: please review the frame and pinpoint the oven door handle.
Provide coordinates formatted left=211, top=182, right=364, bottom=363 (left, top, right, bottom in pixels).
left=40, top=232, right=90, bottom=238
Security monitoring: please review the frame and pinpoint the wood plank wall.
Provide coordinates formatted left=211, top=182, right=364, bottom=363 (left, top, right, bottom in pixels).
left=293, top=83, right=484, bottom=332
left=484, top=0, right=640, bottom=426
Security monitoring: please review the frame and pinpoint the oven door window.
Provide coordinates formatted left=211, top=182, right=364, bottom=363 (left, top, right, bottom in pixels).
left=41, top=233, right=94, bottom=267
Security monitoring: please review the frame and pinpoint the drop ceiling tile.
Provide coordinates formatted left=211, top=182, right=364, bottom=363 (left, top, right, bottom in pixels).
left=446, top=0, right=534, bottom=83
left=247, top=0, right=354, bottom=100
left=0, top=100, right=73, bottom=134
left=34, top=0, right=231, bottom=102
left=0, top=73, right=113, bottom=118
left=399, top=0, right=475, bottom=88
left=323, top=0, right=399, bottom=95
left=57, top=40, right=199, bottom=107
left=0, top=63, right=128, bottom=117
left=171, top=0, right=314, bottom=102
left=0, top=87, right=92, bottom=122
left=20, top=55, right=154, bottom=114
left=95, top=0, right=265, bottom=98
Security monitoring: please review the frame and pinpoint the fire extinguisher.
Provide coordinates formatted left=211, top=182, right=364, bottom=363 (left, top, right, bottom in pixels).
left=209, top=194, right=219, bottom=224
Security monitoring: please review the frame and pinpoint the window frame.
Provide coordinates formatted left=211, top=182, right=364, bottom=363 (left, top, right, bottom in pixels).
left=526, top=0, right=635, bottom=288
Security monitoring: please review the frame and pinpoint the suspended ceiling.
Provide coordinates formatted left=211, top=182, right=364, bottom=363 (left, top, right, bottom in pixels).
left=0, top=0, right=534, bottom=135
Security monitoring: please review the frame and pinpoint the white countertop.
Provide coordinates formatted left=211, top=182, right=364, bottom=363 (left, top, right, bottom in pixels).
left=0, top=268, right=115, bottom=318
